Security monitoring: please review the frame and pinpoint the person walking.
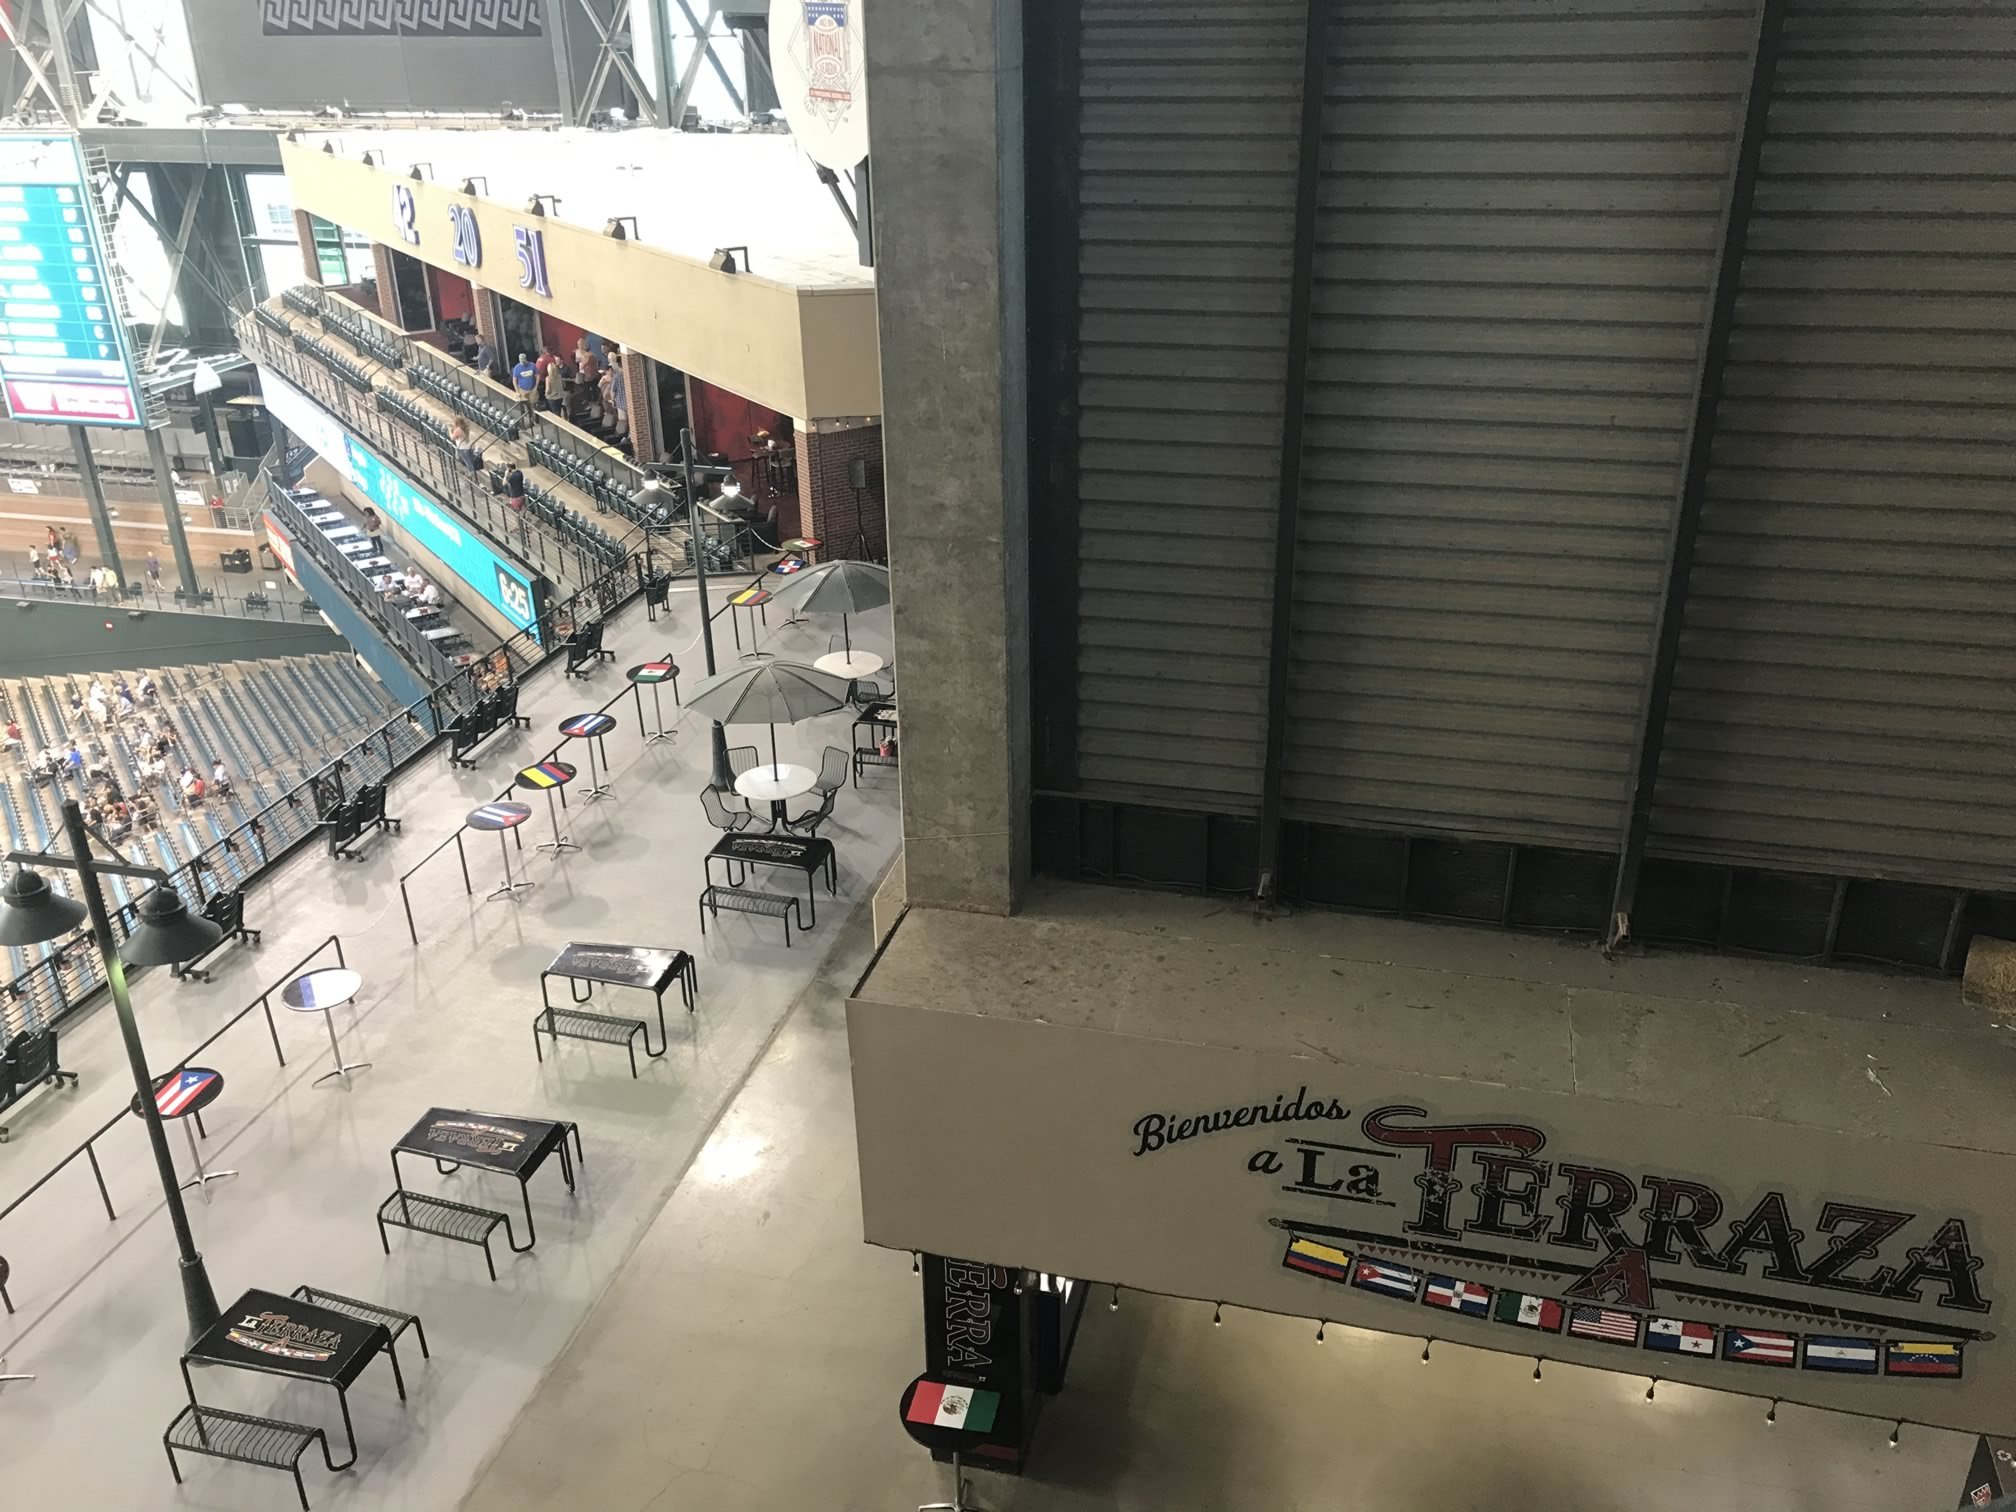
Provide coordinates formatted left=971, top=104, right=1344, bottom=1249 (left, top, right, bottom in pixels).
left=61, top=528, right=79, bottom=567
left=145, top=548, right=161, bottom=586
left=361, top=505, right=384, bottom=554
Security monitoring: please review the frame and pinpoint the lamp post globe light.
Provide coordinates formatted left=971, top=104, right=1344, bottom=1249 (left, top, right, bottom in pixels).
left=633, top=429, right=740, bottom=790
left=1, top=798, right=226, bottom=1344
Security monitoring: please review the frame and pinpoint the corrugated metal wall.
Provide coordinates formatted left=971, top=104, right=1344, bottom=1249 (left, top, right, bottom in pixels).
left=1283, top=0, right=1756, bottom=852
left=1072, top=0, right=1305, bottom=809
left=1650, top=1, right=2016, bottom=889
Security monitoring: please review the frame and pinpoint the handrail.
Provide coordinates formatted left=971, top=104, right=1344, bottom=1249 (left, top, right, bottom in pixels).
left=0, top=934, right=341, bottom=1238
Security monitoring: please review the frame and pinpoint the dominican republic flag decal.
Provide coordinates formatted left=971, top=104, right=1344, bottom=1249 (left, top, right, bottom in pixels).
left=1566, top=1306, right=1640, bottom=1346
left=155, top=1068, right=218, bottom=1117
left=906, top=1381, right=1000, bottom=1432
left=1802, top=1336, right=1879, bottom=1374
left=1422, top=1276, right=1491, bottom=1316
left=1281, top=1237, right=1352, bottom=1284
left=1351, top=1259, right=1421, bottom=1300
left=1645, top=1317, right=1716, bottom=1356
left=1723, top=1328, right=1796, bottom=1367
left=1491, top=1290, right=1563, bottom=1332
left=1885, top=1341, right=1962, bottom=1378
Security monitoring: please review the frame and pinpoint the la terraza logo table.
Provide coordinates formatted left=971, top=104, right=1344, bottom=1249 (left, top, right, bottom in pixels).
left=224, top=1309, right=344, bottom=1364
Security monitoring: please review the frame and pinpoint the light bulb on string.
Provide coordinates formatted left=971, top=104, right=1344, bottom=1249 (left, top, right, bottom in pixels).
left=1315, top=1320, right=1327, bottom=1345
left=910, top=1252, right=920, bottom=1275
left=1421, top=1338, right=1433, bottom=1364
left=1532, top=1359, right=1543, bottom=1382
left=1765, top=1400, right=1777, bottom=1426
left=1889, top=1421, right=1901, bottom=1450
left=1644, top=1378, right=1658, bottom=1402
left=1109, top=1286, right=1121, bottom=1313
left=1212, top=1303, right=1223, bottom=1327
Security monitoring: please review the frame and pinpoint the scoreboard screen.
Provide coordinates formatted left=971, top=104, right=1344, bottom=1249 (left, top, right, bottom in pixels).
left=0, top=132, right=145, bottom=428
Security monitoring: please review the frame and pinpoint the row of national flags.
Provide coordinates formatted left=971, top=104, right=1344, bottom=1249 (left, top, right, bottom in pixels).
left=1281, top=1236, right=1961, bottom=1379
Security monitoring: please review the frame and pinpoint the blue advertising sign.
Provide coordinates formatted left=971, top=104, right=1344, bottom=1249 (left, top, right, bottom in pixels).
left=341, top=435, right=540, bottom=631
left=0, top=132, right=145, bottom=428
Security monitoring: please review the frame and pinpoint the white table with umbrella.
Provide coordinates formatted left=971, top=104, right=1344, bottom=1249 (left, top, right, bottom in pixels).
left=764, top=560, right=891, bottom=682
left=684, top=660, right=852, bottom=828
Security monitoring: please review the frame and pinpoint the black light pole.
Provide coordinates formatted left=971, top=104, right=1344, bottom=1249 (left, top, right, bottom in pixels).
left=637, top=429, right=737, bottom=789
left=1, top=801, right=226, bottom=1345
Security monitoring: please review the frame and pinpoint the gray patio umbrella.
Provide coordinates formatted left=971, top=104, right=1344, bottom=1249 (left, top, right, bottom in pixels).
left=765, top=560, right=891, bottom=657
left=683, top=658, right=851, bottom=773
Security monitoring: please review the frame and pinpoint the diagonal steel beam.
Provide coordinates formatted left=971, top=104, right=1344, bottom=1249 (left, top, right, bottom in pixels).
left=671, top=0, right=743, bottom=116
left=570, top=0, right=661, bottom=122
left=145, top=171, right=208, bottom=370
left=1606, top=0, right=1788, bottom=950
left=0, top=6, right=70, bottom=121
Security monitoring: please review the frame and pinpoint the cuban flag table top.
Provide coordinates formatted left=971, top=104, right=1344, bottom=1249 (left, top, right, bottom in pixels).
left=1646, top=1317, right=1716, bottom=1355
left=156, top=1068, right=218, bottom=1118
left=1423, top=1276, right=1491, bottom=1316
left=469, top=802, right=531, bottom=829
left=906, top=1381, right=999, bottom=1433
left=1724, top=1328, right=1796, bottom=1366
left=1885, top=1341, right=1962, bottom=1377
left=1351, top=1259, right=1420, bottom=1299
left=560, top=712, right=615, bottom=738
left=1803, top=1336, right=1879, bottom=1374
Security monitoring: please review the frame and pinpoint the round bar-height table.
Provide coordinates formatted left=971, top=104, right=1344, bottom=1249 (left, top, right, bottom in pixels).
left=130, top=1067, right=234, bottom=1201
left=281, top=967, right=371, bottom=1085
left=815, top=649, right=885, bottom=681
left=734, top=763, right=816, bottom=830
left=515, top=760, right=580, bottom=853
left=559, top=711, right=618, bottom=800
left=468, top=801, right=536, bottom=899
left=627, top=661, right=680, bottom=745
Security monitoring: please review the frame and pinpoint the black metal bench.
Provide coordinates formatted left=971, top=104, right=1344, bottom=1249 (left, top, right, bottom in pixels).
left=533, top=1005, right=655, bottom=1078
left=852, top=746, right=898, bottom=786
left=164, top=1404, right=341, bottom=1511
left=376, top=1190, right=512, bottom=1281
left=697, top=884, right=803, bottom=947
left=290, top=1286, right=430, bottom=1392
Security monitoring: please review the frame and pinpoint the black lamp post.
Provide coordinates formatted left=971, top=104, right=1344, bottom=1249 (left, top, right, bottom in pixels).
left=1, top=799, right=226, bottom=1345
left=634, top=428, right=738, bottom=790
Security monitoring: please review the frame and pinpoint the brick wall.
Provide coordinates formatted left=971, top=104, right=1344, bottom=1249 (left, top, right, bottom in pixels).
left=470, top=286, right=505, bottom=379
left=794, top=424, right=887, bottom=562
left=616, top=349, right=660, bottom=462
left=370, top=243, right=400, bottom=326
left=293, top=211, right=322, bottom=285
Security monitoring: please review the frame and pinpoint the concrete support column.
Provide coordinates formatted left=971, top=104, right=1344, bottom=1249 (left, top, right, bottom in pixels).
left=615, top=348, right=659, bottom=461
left=144, top=427, right=202, bottom=598
left=867, top=0, right=1030, bottom=913
left=370, top=243, right=401, bottom=326
left=293, top=210, right=324, bottom=285
left=793, top=422, right=886, bottom=562
left=69, top=426, right=124, bottom=589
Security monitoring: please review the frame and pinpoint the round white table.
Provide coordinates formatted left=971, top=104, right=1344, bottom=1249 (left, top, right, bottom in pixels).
left=814, top=650, right=885, bottom=681
left=280, top=967, right=371, bottom=1086
left=735, top=763, right=815, bottom=829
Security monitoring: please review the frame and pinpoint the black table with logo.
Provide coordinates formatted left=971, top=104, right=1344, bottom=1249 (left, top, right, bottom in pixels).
left=705, top=833, right=837, bottom=926
left=390, top=1108, right=582, bottom=1252
left=179, top=1287, right=399, bottom=1467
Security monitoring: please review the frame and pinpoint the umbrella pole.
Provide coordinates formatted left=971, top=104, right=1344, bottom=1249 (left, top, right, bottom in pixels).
left=843, top=613, right=852, bottom=657
left=769, top=722, right=780, bottom=774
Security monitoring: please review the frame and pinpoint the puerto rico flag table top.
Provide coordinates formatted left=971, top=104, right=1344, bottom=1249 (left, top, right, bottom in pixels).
left=155, top=1068, right=218, bottom=1118
left=1803, top=1336, right=1879, bottom=1374
left=1724, top=1328, right=1796, bottom=1367
left=907, top=1380, right=1000, bottom=1432
left=1646, top=1317, right=1716, bottom=1355
left=1423, top=1276, right=1492, bottom=1316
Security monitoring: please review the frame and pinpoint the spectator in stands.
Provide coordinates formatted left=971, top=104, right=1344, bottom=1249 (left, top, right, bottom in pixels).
left=33, top=746, right=59, bottom=781
left=180, top=765, right=205, bottom=805
left=419, top=579, right=443, bottom=609
left=66, top=686, right=84, bottom=716
left=87, top=685, right=108, bottom=727
left=451, top=418, right=480, bottom=474
left=361, top=505, right=384, bottom=555
left=505, top=463, right=526, bottom=513
left=575, top=341, right=599, bottom=395
left=65, top=741, right=84, bottom=777
left=544, top=353, right=567, bottom=414
left=117, top=686, right=135, bottom=721
left=133, top=792, right=157, bottom=831
left=211, top=759, right=233, bottom=799
left=511, top=352, right=539, bottom=424
left=3, top=716, right=22, bottom=753
left=475, top=336, right=498, bottom=380
left=146, top=549, right=161, bottom=585
left=137, top=671, right=156, bottom=703
left=535, top=344, right=556, bottom=384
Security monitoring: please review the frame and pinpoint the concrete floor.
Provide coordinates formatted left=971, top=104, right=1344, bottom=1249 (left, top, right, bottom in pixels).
left=0, top=580, right=900, bottom=1510
left=465, top=910, right=1975, bottom=1512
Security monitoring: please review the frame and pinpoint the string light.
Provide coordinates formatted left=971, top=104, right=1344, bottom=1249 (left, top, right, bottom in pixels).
left=1644, top=1378, right=1658, bottom=1402
left=1889, top=1421, right=1901, bottom=1450
left=1212, top=1303, right=1223, bottom=1327
left=1315, top=1320, right=1327, bottom=1344
left=1765, top=1400, right=1777, bottom=1426
left=1109, top=1286, right=1121, bottom=1313
left=1420, top=1338, right=1433, bottom=1364
left=910, top=1252, right=920, bottom=1275
left=1532, top=1359, right=1543, bottom=1382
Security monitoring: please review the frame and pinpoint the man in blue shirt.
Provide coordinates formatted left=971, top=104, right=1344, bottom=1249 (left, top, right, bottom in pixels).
left=511, top=353, right=539, bottom=427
